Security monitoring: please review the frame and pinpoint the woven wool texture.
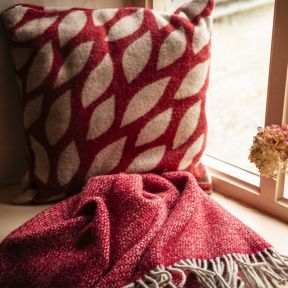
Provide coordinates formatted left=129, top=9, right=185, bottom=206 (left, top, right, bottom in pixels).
left=0, top=172, right=278, bottom=288
left=2, top=2, right=288, bottom=287
left=2, top=1, right=213, bottom=203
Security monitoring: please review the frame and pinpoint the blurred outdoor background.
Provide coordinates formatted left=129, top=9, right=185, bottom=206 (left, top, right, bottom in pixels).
left=166, top=0, right=275, bottom=175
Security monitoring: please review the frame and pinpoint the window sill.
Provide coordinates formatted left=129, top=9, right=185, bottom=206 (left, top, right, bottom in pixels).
left=211, top=192, right=288, bottom=255
left=203, top=155, right=288, bottom=223
left=0, top=185, right=287, bottom=255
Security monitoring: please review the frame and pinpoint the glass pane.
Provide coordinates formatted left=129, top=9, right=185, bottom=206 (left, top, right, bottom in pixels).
left=164, top=0, right=274, bottom=174
left=206, top=1, right=274, bottom=174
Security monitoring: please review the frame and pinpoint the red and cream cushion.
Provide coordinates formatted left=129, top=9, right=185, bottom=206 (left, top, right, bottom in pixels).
left=2, top=0, right=213, bottom=203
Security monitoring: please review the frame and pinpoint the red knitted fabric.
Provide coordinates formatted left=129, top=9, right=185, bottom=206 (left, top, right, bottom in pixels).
left=1, top=172, right=287, bottom=287
left=2, top=1, right=213, bottom=203
left=2, top=1, right=288, bottom=287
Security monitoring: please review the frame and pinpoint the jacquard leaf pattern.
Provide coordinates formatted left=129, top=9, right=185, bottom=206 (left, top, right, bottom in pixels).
left=152, top=11, right=170, bottom=29
left=23, top=95, right=43, bottom=129
left=92, top=9, right=117, bottom=26
left=173, top=100, right=202, bottom=149
left=26, top=42, right=53, bottom=93
left=181, top=0, right=209, bottom=20
left=126, top=146, right=166, bottom=173
left=12, top=188, right=37, bottom=205
left=123, top=32, right=152, bottom=83
left=14, top=16, right=58, bottom=42
left=82, top=53, right=113, bottom=108
left=86, top=137, right=127, bottom=178
left=178, top=12, right=190, bottom=21
left=106, top=10, right=144, bottom=41
left=30, top=137, right=49, bottom=183
left=3, top=6, right=28, bottom=28
left=192, top=17, right=212, bottom=54
left=174, top=60, right=209, bottom=99
left=58, top=11, right=87, bottom=47
left=157, top=28, right=187, bottom=70
left=136, top=108, right=173, bottom=147
left=46, top=91, right=71, bottom=145
left=2, top=3, right=213, bottom=199
left=44, top=7, right=68, bottom=12
left=57, top=141, right=80, bottom=186
left=121, top=77, right=171, bottom=127
left=55, top=41, right=94, bottom=87
left=178, top=134, right=204, bottom=170
left=87, top=95, right=115, bottom=140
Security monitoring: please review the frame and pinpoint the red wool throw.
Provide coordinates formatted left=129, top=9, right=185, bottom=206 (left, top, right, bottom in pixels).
left=1, top=172, right=287, bottom=287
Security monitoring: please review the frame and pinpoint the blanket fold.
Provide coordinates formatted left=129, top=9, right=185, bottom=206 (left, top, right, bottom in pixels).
left=0, top=172, right=287, bottom=287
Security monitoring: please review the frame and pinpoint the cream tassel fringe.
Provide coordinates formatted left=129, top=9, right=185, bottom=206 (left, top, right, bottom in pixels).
left=124, top=248, right=288, bottom=288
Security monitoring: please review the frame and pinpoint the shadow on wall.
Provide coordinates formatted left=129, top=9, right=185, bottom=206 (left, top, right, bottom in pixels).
left=0, top=20, right=27, bottom=186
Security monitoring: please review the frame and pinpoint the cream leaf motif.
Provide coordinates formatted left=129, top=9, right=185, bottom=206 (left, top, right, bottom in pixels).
left=14, top=16, right=58, bottom=42
left=92, top=9, right=118, bottom=26
left=86, top=137, right=127, bottom=178
left=26, top=42, right=54, bottom=93
left=57, top=141, right=80, bottom=186
left=135, top=108, right=173, bottom=147
left=178, top=12, right=190, bottom=21
left=121, top=77, right=171, bottom=127
left=45, top=91, right=71, bottom=145
left=192, top=17, right=212, bottom=54
left=173, top=100, right=202, bottom=149
left=58, top=11, right=87, bottom=47
left=151, top=11, right=170, bottom=29
left=123, top=31, right=152, bottom=83
left=81, top=53, right=113, bottom=108
left=157, top=28, right=187, bottom=70
left=54, top=41, right=94, bottom=87
left=180, top=0, right=209, bottom=20
left=87, top=95, right=115, bottom=140
left=126, top=145, right=166, bottom=173
left=12, top=188, right=37, bottom=205
left=174, top=60, right=209, bottom=100
left=106, top=9, right=144, bottom=41
left=178, top=133, right=205, bottom=170
left=3, top=6, right=28, bottom=28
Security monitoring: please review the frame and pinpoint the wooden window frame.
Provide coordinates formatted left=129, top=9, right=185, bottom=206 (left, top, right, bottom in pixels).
left=133, top=0, right=288, bottom=222
left=206, top=0, right=288, bottom=223
left=131, top=0, right=166, bottom=10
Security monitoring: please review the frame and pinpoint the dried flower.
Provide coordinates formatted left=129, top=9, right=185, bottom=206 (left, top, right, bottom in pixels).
left=249, top=124, right=288, bottom=177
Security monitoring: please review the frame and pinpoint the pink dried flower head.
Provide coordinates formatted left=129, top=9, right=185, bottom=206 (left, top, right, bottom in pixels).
left=249, top=124, right=288, bottom=177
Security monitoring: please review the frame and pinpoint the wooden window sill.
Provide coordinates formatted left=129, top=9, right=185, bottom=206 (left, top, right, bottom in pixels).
left=211, top=192, right=288, bottom=255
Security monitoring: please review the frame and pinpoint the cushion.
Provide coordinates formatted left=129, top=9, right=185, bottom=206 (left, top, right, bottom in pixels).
left=2, top=0, right=213, bottom=203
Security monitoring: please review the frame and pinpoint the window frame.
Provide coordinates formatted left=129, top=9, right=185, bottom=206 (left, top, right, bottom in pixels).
left=131, top=0, right=166, bottom=10
left=133, top=0, right=288, bottom=222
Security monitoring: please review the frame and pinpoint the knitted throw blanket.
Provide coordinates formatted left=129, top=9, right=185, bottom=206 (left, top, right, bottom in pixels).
left=0, top=172, right=287, bottom=287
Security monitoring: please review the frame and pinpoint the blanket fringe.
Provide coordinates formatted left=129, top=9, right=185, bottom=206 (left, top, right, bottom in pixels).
left=124, top=248, right=288, bottom=288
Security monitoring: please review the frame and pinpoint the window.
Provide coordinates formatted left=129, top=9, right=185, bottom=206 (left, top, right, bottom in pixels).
left=139, top=0, right=288, bottom=221
left=162, top=1, right=273, bottom=175
left=285, top=175, right=288, bottom=198
left=206, top=1, right=274, bottom=175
